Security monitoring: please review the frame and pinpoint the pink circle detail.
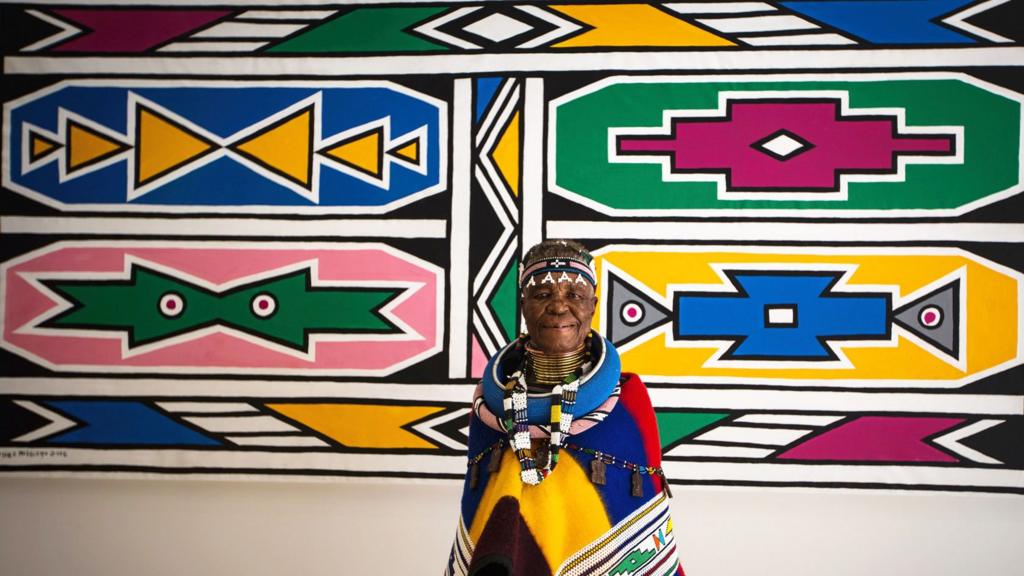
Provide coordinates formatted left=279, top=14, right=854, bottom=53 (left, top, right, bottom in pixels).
left=159, top=292, right=185, bottom=318
left=919, top=306, right=942, bottom=328
left=251, top=293, right=277, bottom=318
left=621, top=302, right=643, bottom=325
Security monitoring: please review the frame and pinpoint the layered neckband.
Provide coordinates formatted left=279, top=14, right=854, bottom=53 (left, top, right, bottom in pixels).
left=480, top=332, right=621, bottom=485
left=481, top=331, right=620, bottom=424
left=524, top=341, right=587, bottom=388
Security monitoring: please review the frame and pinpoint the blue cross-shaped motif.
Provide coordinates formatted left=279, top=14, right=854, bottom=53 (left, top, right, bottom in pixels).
left=674, top=271, right=890, bottom=360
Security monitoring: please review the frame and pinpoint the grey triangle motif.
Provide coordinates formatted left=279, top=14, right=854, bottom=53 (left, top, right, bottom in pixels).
left=893, top=278, right=959, bottom=360
left=607, top=270, right=671, bottom=348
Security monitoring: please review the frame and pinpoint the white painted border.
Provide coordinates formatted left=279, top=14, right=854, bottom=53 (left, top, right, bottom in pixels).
left=548, top=221, right=1024, bottom=243
left=521, top=78, right=544, bottom=252
left=0, top=448, right=465, bottom=476
left=448, top=79, right=472, bottom=378
left=661, top=461, right=1024, bottom=489
left=0, top=216, right=447, bottom=238
left=0, top=378, right=476, bottom=402
left=647, top=387, right=1023, bottom=416
left=7, top=48, right=1024, bottom=76
left=2, top=377, right=1018, bottom=416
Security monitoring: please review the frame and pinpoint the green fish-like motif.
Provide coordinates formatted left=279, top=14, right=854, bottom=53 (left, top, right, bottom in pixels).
left=609, top=548, right=656, bottom=575
left=40, top=264, right=403, bottom=351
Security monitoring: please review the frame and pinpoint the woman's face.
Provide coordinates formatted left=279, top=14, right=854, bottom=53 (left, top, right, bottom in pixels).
left=521, top=273, right=597, bottom=354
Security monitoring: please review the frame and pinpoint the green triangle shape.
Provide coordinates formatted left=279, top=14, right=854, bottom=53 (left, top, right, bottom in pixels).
left=655, top=411, right=731, bottom=449
left=269, top=7, right=451, bottom=53
left=488, top=259, right=519, bottom=343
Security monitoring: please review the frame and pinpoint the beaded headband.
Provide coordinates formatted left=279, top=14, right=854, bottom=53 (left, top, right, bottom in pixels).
left=519, top=256, right=597, bottom=290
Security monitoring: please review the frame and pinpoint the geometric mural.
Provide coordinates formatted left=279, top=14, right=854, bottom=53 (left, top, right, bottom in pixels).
left=1, top=241, right=443, bottom=375
left=4, top=82, right=446, bottom=213
left=2, top=0, right=1023, bottom=495
left=552, top=74, right=1022, bottom=217
left=471, top=76, right=522, bottom=362
left=657, top=411, right=1020, bottom=467
left=596, top=246, right=1022, bottom=386
left=10, top=2, right=1018, bottom=54
left=0, top=397, right=471, bottom=451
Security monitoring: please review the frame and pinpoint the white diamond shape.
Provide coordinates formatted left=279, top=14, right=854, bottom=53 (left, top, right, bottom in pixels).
left=462, top=13, right=534, bottom=43
left=759, top=133, right=807, bottom=158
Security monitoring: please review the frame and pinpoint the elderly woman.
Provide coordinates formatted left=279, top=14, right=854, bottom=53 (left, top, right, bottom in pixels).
left=446, top=240, right=683, bottom=576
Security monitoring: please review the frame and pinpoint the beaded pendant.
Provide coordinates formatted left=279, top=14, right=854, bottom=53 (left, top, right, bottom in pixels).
left=502, top=333, right=591, bottom=485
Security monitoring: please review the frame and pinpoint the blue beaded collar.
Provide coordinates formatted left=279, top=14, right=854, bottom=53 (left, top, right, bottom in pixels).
left=481, top=331, right=621, bottom=424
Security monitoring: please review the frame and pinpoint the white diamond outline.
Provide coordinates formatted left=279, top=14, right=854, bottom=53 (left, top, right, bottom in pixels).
left=461, top=12, right=535, bottom=43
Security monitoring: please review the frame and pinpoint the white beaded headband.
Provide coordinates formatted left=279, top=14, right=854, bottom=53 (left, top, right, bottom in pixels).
left=519, top=255, right=597, bottom=290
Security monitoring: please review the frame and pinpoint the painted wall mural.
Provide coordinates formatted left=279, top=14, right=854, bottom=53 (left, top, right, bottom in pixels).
left=553, top=74, right=1021, bottom=216
left=5, top=81, right=446, bottom=213
left=1, top=0, right=1022, bottom=495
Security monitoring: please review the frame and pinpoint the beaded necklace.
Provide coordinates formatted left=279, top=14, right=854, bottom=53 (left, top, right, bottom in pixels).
left=502, top=332, right=592, bottom=485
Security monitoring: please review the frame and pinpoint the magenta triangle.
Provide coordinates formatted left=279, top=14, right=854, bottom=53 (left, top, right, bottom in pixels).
left=777, top=416, right=963, bottom=463
left=51, top=9, right=231, bottom=52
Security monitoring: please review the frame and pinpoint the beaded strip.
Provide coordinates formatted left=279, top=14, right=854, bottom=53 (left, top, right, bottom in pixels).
left=519, top=256, right=596, bottom=289
left=502, top=333, right=591, bottom=485
left=467, top=438, right=505, bottom=467
left=565, top=443, right=662, bottom=476
left=466, top=438, right=505, bottom=490
left=564, top=442, right=673, bottom=498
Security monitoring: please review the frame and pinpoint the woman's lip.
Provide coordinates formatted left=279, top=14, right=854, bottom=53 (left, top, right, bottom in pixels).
left=540, top=324, right=578, bottom=330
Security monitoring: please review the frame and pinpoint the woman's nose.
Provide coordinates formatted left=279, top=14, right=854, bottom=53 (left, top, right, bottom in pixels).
left=546, top=294, right=569, bottom=313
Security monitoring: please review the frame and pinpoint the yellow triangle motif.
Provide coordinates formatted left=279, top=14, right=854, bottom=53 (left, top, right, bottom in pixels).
left=322, top=127, right=383, bottom=178
left=390, top=139, right=420, bottom=164
left=551, top=4, right=735, bottom=47
left=232, top=107, right=314, bottom=186
left=492, top=110, right=520, bottom=196
left=29, top=133, right=61, bottom=162
left=136, top=106, right=217, bottom=186
left=267, top=403, right=445, bottom=449
left=67, top=120, right=128, bottom=173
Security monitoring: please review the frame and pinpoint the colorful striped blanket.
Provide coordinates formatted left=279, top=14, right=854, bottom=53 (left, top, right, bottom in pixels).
left=446, top=372, right=684, bottom=576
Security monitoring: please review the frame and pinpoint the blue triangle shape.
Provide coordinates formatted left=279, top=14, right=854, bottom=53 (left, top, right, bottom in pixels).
left=475, top=77, right=504, bottom=123
left=44, top=400, right=220, bottom=446
left=781, top=0, right=978, bottom=44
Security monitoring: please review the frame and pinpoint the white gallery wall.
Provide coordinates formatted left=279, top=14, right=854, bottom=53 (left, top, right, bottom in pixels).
left=1, top=477, right=1022, bottom=576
